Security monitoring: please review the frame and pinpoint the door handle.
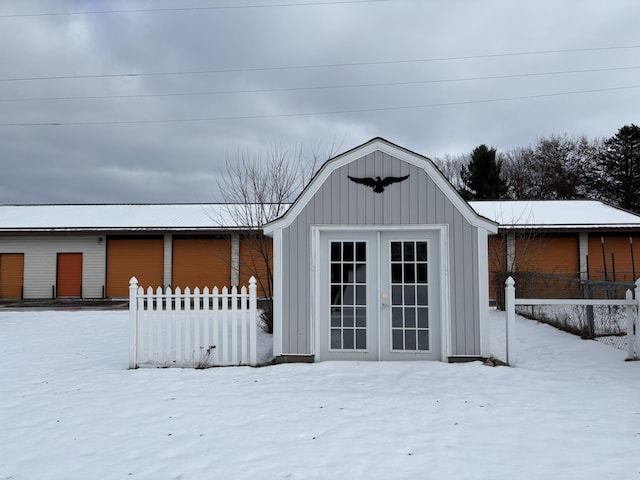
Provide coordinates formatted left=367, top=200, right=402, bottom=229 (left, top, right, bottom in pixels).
left=381, top=292, right=389, bottom=308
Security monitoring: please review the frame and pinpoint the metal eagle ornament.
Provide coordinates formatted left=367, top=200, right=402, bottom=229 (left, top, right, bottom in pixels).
left=347, top=174, right=410, bottom=193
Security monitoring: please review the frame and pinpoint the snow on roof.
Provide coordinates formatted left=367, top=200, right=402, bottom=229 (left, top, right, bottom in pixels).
left=0, top=204, right=267, bottom=232
left=470, top=200, right=640, bottom=230
left=1, top=201, right=638, bottom=232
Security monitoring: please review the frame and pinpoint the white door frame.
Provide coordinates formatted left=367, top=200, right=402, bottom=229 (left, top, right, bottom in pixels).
left=310, top=225, right=451, bottom=361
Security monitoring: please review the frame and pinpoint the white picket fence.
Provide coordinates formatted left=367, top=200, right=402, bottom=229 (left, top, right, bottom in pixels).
left=129, top=276, right=258, bottom=368
left=504, top=276, right=640, bottom=366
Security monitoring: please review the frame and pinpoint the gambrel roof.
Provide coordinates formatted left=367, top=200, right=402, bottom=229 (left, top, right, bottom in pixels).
left=264, top=137, right=498, bottom=234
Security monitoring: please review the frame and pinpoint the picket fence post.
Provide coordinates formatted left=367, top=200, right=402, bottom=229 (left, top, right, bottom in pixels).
left=249, top=276, right=257, bottom=365
left=625, top=289, right=635, bottom=360
left=632, top=279, right=640, bottom=360
left=129, top=276, right=139, bottom=369
left=505, top=276, right=516, bottom=367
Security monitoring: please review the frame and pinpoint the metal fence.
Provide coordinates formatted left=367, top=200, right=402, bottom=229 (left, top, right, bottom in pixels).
left=493, top=271, right=636, bottom=339
left=504, top=277, right=640, bottom=365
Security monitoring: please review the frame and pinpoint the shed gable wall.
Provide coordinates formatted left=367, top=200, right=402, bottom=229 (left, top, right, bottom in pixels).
left=280, top=150, right=481, bottom=356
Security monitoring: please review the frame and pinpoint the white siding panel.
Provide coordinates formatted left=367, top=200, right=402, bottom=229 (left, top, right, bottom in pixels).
left=0, top=235, right=106, bottom=299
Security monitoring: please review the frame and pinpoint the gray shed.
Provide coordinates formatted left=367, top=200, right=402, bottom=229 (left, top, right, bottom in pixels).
left=264, top=138, right=498, bottom=362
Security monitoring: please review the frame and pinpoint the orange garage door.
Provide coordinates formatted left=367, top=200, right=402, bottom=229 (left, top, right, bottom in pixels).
left=514, top=236, right=579, bottom=274
left=0, top=253, right=24, bottom=299
left=588, top=235, right=640, bottom=282
left=57, top=253, right=83, bottom=297
left=107, top=237, right=164, bottom=297
left=172, top=237, right=231, bottom=290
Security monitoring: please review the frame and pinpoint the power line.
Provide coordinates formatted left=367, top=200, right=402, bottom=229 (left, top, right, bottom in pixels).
left=1, top=45, right=639, bottom=83
left=0, top=0, right=393, bottom=18
left=0, top=84, right=637, bottom=127
left=2, top=65, right=639, bottom=103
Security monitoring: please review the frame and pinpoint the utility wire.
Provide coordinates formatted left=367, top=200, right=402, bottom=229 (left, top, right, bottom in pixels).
left=1, top=65, right=638, bottom=103
left=0, top=0, right=393, bottom=18
left=1, top=45, right=639, bottom=83
left=0, top=84, right=637, bottom=127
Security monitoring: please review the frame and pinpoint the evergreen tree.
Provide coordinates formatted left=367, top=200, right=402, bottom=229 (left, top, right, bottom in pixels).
left=459, top=144, right=507, bottom=200
left=596, top=124, right=640, bottom=213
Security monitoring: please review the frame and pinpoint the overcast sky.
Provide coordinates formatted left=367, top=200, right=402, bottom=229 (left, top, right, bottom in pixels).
left=0, top=0, right=638, bottom=204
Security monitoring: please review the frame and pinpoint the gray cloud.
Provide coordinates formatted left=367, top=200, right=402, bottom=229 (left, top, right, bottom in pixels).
left=1, top=0, right=638, bottom=204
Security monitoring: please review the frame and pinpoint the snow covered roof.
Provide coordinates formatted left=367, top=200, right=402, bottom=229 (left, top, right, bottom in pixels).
left=1, top=200, right=638, bottom=233
left=470, top=200, right=640, bottom=230
left=0, top=204, right=267, bottom=232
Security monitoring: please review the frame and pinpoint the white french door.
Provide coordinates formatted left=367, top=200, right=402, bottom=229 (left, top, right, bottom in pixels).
left=316, top=228, right=442, bottom=361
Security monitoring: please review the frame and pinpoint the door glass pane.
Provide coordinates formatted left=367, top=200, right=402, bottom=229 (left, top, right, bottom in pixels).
left=391, top=264, right=403, bottom=283
left=331, top=307, right=341, bottom=327
left=404, top=330, right=417, bottom=350
left=343, top=285, right=354, bottom=305
left=390, top=240, right=430, bottom=352
left=392, top=330, right=403, bottom=350
left=331, top=285, right=341, bottom=305
left=416, top=242, right=428, bottom=261
left=417, top=264, right=428, bottom=283
left=417, top=308, right=429, bottom=328
left=343, top=243, right=354, bottom=261
left=404, top=286, right=415, bottom=305
left=331, top=329, right=341, bottom=349
left=391, top=285, right=402, bottom=305
left=403, top=242, right=414, bottom=261
left=343, top=264, right=354, bottom=283
left=417, top=286, right=428, bottom=305
left=355, top=285, right=366, bottom=305
left=343, top=329, right=354, bottom=349
left=392, top=307, right=403, bottom=327
left=355, top=264, right=366, bottom=283
left=343, top=308, right=354, bottom=327
left=404, top=264, right=415, bottom=283
left=330, top=241, right=367, bottom=351
left=404, top=308, right=416, bottom=328
left=391, top=242, right=402, bottom=261
left=418, top=330, right=429, bottom=350
left=331, top=264, right=341, bottom=283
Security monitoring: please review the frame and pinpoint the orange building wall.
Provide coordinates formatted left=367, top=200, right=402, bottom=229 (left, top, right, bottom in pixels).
left=488, top=234, right=580, bottom=300
left=239, top=238, right=272, bottom=297
left=587, top=235, right=640, bottom=282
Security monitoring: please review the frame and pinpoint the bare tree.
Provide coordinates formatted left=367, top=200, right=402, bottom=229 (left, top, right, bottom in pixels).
left=432, top=152, right=468, bottom=191
left=217, top=140, right=340, bottom=332
left=502, top=134, right=600, bottom=200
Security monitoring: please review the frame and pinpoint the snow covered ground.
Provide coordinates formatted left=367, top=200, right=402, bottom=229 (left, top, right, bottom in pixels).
left=0, top=308, right=638, bottom=479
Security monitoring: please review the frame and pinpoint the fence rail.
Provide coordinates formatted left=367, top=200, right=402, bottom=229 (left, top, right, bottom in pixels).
left=129, top=276, right=258, bottom=368
left=504, top=276, right=640, bottom=366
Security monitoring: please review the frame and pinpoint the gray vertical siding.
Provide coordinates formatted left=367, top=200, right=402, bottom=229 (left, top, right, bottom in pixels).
left=280, top=151, right=483, bottom=356
left=0, top=235, right=106, bottom=298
